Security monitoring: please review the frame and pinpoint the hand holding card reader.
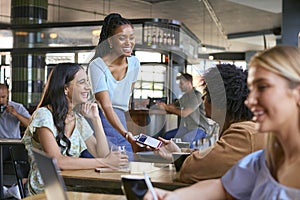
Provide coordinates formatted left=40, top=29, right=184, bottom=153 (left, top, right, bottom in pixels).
left=135, top=133, right=162, bottom=149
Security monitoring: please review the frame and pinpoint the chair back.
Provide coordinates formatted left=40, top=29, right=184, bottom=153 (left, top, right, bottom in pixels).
left=9, top=144, right=30, bottom=198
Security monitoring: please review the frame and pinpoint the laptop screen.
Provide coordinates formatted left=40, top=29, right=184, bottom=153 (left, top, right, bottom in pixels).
left=31, top=148, right=69, bottom=200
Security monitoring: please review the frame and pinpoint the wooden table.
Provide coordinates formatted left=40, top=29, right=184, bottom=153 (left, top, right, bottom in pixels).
left=23, top=191, right=126, bottom=200
left=61, top=162, right=189, bottom=194
left=0, top=139, right=22, bottom=199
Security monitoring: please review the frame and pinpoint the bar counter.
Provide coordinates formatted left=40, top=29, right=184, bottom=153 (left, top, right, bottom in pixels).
left=126, top=109, right=173, bottom=137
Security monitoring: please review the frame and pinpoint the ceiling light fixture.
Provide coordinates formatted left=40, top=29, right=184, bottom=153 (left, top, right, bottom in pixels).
left=201, top=0, right=230, bottom=48
left=92, top=29, right=101, bottom=37
left=139, top=0, right=175, bottom=4
left=49, top=32, right=58, bottom=39
left=15, top=31, right=28, bottom=36
left=202, top=1, right=205, bottom=49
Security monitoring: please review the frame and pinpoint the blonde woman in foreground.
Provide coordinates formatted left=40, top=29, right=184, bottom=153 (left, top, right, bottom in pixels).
left=144, top=45, right=300, bottom=200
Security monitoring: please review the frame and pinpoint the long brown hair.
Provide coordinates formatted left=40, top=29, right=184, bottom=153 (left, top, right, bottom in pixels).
left=38, top=63, right=83, bottom=156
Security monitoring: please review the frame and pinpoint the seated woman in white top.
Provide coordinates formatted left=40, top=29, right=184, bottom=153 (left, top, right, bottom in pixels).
left=22, top=63, right=128, bottom=195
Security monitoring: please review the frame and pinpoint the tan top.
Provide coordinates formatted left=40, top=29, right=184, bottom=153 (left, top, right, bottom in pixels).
left=179, top=121, right=267, bottom=183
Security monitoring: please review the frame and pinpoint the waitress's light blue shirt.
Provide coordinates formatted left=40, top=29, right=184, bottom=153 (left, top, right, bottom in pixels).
left=222, top=150, right=300, bottom=200
left=89, top=56, right=140, bottom=111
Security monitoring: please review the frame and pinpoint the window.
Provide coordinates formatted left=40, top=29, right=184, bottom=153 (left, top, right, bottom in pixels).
left=134, top=63, right=166, bottom=99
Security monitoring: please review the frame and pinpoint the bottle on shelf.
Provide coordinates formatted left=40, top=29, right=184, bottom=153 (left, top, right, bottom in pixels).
left=152, top=30, right=157, bottom=46
left=167, top=33, right=172, bottom=46
left=171, top=33, right=176, bottom=46
left=157, top=31, right=162, bottom=46
left=163, top=32, right=167, bottom=45
left=144, top=25, right=148, bottom=44
left=146, top=25, right=152, bottom=46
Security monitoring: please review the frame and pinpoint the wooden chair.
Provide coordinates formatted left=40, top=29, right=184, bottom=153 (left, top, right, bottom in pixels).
left=9, top=144, right=30, bottom=198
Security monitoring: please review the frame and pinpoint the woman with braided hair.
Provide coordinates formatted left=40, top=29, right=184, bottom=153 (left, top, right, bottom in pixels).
left=88, top=13, right=140, bottom=159
left=152, top=64, right=267, bottom=183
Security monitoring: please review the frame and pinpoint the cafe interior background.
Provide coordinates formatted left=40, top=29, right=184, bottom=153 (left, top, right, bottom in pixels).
left=0, top=0, right=285, bottom=135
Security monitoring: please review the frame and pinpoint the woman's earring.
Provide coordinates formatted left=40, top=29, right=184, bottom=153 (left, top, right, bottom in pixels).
left=110, top=44, right=113, bottom=49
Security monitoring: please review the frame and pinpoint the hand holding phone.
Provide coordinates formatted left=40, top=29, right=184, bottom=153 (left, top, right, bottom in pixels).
left=135, top=133, right=162, bottom=149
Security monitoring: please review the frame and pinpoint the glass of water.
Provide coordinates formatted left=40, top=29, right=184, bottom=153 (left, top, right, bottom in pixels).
left=111, top=145, right=129, bottom=170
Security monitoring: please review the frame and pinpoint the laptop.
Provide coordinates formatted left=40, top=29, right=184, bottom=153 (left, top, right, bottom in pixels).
left=32, top=148, right=69, bottom=200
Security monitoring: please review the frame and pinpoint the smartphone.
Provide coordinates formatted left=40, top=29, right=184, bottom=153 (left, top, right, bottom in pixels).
left=135, top=133, right=162, bottom=149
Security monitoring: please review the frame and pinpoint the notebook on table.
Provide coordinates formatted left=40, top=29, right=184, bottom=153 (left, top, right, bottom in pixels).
left=31, top=148, right=69, bottom=200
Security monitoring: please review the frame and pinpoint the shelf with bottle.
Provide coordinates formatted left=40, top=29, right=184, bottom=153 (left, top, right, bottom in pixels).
left=143, top=22, right=179, bottom=49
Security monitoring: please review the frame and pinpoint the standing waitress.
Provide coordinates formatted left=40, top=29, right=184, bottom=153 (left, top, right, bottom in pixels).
left=89, top=13, right=140, bottom=160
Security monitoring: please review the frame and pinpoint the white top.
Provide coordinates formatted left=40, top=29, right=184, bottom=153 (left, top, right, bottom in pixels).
left=22, top=107, right=93, bottom=195
left=89, top=56, right=140, bottom=111
left=222, top=150, right=300, bottom=200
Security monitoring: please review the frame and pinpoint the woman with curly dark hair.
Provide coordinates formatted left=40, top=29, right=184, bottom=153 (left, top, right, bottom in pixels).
left=203, top=64, right=253, bottom=132
left=154, top=64, right=267, bottom=183
left=23, top=63, right=128, bottom=195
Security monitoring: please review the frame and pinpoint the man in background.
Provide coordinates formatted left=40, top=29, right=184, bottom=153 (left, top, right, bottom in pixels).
left=0, top=83, right=31, bottom=140
left=0, top=83, right=31, bottom=199
left=157, top=73, right=217, bottom=147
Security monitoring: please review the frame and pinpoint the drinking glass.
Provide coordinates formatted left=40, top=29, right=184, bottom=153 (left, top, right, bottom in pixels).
left=111, top=145, right=129, bottom=170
